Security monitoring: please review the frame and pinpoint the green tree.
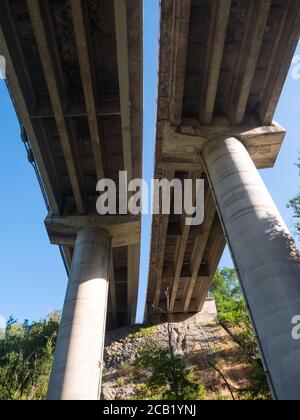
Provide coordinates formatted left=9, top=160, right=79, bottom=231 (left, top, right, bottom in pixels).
left=288, top=159, right=300, bottom=237
left=134, top=346, right=206, bottom=400
left=133, top=288, right=206, bottom=401
left=211, top=269, right=270, bottom=399
left=0, top=312, right=59, bottom=400
left=211, top=268, right=249, bottom=326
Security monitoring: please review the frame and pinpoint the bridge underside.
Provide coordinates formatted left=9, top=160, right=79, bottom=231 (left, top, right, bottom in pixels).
left=1, top=0, right=300, bottom=401
left=146, top=0, right=300, bottom=319
left=0, top=0, right=143, bottom=330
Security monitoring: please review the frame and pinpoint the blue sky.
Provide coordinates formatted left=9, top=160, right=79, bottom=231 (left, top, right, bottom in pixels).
left=0, top=1, right=299, bottom=326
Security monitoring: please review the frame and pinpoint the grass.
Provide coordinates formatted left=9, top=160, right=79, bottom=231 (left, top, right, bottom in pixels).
left=128, top=325, right=156, bottom=339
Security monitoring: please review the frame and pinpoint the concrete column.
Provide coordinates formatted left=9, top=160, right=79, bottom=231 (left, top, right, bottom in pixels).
left=47, top=227, right=111, bottom=400
left=203, top=137, right=300, bottom=400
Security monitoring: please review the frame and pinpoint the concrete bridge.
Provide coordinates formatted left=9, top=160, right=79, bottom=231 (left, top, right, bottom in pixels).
left=1, top=0, right=300, bottom=400
left=0, top=0, right=142, bottom=400
left=146, top=0, right=300, bottom=400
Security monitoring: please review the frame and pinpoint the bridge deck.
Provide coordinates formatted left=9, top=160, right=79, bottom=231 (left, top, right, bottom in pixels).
left=0, top=0, right=143, bottom=329
left=146, top=0, right=300, bottom=319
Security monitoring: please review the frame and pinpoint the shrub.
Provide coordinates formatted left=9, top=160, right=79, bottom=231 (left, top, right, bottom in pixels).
left=134, top=346, right=206, bottom=400
left=0, top=313, right=59, bottom=400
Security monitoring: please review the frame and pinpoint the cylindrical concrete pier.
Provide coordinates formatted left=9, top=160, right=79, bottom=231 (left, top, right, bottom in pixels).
left=47, top=227, right=111, bottom=400
left=203, top=137, right=300, bottom=400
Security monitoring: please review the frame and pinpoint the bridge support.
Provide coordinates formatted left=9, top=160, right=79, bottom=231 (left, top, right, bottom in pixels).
left=47, top=227, right=111, bottom=400
left=203, top=137, right=300, bottom=400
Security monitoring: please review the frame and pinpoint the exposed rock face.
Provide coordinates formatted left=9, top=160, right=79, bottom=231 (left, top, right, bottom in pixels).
left=102, top=298, right=268, bottom=401
left=102, top=308, right=221, bottom=401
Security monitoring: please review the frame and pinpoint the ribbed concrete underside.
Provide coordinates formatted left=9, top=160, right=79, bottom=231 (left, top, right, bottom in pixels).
left=146, top=0, right=300, bottom=319
left=0, top=0, right=143, bottom=329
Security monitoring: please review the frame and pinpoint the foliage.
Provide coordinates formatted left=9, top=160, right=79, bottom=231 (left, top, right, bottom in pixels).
left=288, top=158, right=300, bottom=237
left=211, top=269, right=271, bottom=399
left=119, top=363, right=136, bottom=378
left=0, top=268, right=274, bottom=401
left=134, top=346, right=206, bottom=400
left=211, top=269, right=257, bottom=357
left=128, top=325, right=156, bottom=339
left=0, top=312, right=59, bottom=400
left=237, top=365, right=271, bottom=400
left=117, top=377, right=126, bottom=388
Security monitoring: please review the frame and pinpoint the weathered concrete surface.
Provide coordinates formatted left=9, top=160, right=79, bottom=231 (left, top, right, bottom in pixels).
left=47, top=227, right=111, bottom=401
left=0, top=0, right=143, bottom=331
left=146, top=0, right=300, bottom=320
left=151, top=297, right=218, bottom=325
left=203, top=137, right=300, bottom=400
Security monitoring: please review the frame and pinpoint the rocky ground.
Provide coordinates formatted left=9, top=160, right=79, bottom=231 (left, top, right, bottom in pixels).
left=102, top=312, right=261, bottom=400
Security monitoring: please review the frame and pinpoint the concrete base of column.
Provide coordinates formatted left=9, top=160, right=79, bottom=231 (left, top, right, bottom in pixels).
left=47, top=227, right=111, bottom=400
left=203, top=137, right=300, bottom=400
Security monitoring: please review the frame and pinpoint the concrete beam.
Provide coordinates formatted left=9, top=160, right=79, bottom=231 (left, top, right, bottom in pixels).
left=153, top=170, right=175, bottom=309
left=169, top=174, right=194, bottom=311
left=155, top=285, right=209, bottom=314
left=182, top=190, right=216, bottom=313
left=199, top=0, right=231, bottom=124
left=61, top=246, right=73, bottom=270
left=259, top=1, right=300, bottom=125
left=71, top=0, right=105, bottom=181
left=195, top=222, right=226, bottom=312
left=114, top=0, right=133, bottom=181
left=29, top=100, right=121, bottom=120
left=169, top=220, right=190, bottom=312
left=228, top=0, right=271, bottom=125
left=127, top=244, right=140, bottom=324
left=45, top=214, right=141, bottom=248
left=161, top=120, right=286, bottom=169
left=0, top=25, right=61, bottom=214
left=169, top=0, right=191, bottom=126
left=26, top=0, right=84, bottom=213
